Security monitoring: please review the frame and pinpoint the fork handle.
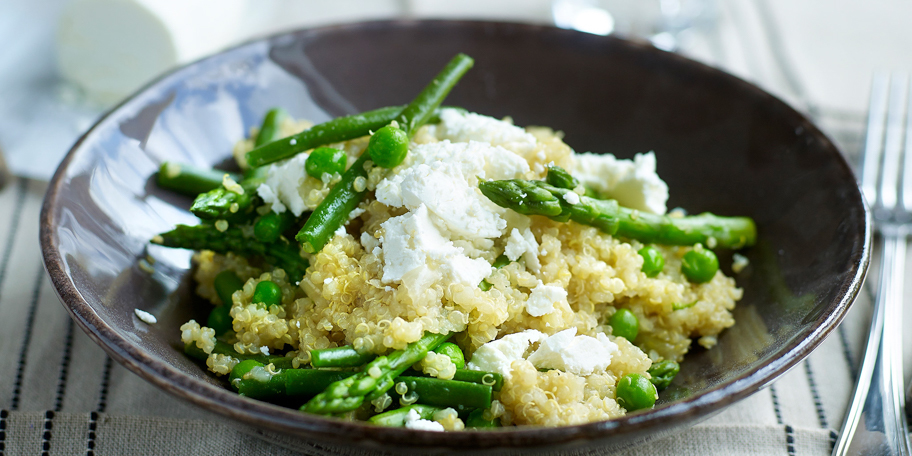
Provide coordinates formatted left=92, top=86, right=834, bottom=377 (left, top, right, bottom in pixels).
left=833, top=233, right=911, bottom=456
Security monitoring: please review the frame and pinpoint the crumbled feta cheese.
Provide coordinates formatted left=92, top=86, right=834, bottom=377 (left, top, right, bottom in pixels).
left=504, top=228, right=540, bottom=273
left=572, top=151, right=669, bottom=214
left=134, top=309, right=157, bottom=324
left=334, top=224, right=347, bottom=238
left=348, top=207, right=366, bottom=220
left=732, top=253, right=750, bottom=273
left=434, top=108, right=538, bottom=155
left=526, top=328, right=618, bottom=376
left=375, top=140, right=529, bottom=241
left=466, top=330, right=545, bottom=379
left=259, top=346, right=270, bottom=356
left=378, top=205, right=491, bottom=287
left=404, top=409, right=445, bottom=431
left=257, top=153, right=310, bottom=216
left=360, top=231, right=380, bottom=253
left=562, top=191, right=581, bottom=205
left=525, top=282, right=567, bottom=317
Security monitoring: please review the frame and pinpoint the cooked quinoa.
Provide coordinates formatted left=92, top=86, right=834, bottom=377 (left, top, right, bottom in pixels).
left=177, top=108, right=743, bottom=428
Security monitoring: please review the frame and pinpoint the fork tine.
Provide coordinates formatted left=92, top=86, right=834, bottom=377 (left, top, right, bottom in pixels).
left=861, top=73, right=890, bottom=207
left=879, top=73, right=909, bottom=210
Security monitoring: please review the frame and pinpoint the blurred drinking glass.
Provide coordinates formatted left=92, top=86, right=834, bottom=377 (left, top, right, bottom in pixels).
left=551, top=0, right=718, bottom=52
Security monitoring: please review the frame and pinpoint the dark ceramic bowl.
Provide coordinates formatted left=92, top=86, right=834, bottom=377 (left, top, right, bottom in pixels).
left=40, top=20, right=870, bottom=454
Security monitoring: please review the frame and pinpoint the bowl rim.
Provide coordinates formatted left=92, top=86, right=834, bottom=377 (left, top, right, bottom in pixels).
left=39, top=19, right=872, bottom=450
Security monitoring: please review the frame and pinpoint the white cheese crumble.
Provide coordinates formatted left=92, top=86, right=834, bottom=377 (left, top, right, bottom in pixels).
left=525, top=282, right=567, bottom=317
left=376, top=140, right=528, bottom=240
left=433, top=108, right=538, bottom=155
left=134, top=309, right=157, bottom=325
left=256, top=153, right=310, bottom=216
left=732, top=253, right=750, bottom=273
left=572, top=151, right=669, bottom=214
left=404, top=409, right=445, bottom=431
left=466, top=330, right=546, bottom=380
left=378, top=205, right=491, bottom=287
left=562, top=191, right=581, bottom=205
left=504, top=228, right=540, bottom=273
left=526, top=328, right=618, bottom=376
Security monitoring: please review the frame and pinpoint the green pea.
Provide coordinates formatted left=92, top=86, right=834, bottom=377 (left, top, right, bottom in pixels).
left=647, top=360, right=680, bottom=391
left=305, top=147, right=347, bottom=179
left=433, top=342, right=465, bottom=369
left=207, top=305, right=233, bottom=337
left=681, top=246, right=719, bottom=283
left=214, top=270, right=244, bottom=306
left=368, top=124, right=409, bottom=168
left=253, top=280, right=282, bottom=307
left=616, top=373, right=658, bottom=411
left=637, top=245, right=664, bottom=278
left=609, top=308, right=639, bottom=341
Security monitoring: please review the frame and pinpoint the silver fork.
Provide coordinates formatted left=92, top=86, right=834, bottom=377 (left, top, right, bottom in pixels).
left=833, top=73, right=912, bottom=456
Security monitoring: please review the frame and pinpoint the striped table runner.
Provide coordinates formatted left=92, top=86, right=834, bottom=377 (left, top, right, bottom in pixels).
left=0, top=112, right=886, bottom=454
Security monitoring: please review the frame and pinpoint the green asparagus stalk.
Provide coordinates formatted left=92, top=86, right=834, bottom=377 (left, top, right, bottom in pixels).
left=295, top=54, right=475, bottom=255
left=300, top=332, right=450, bottom=415
left=395, top=376, right=492, bottom=410
left=229, top=360, right=356, bottom=399
left=156, top=162, right=240, bottom=196
left=152, top=223, right=309, bottom=282
left=479, top=179, right=757, bottom=249
left=311, top=345, right=377, bottom=368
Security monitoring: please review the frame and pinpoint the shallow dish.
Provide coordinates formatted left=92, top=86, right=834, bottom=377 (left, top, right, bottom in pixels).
left=40, top=20, right=869, bottom=453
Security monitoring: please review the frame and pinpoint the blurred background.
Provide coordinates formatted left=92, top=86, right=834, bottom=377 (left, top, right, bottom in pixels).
left=2, top=0, right=910, bottom=180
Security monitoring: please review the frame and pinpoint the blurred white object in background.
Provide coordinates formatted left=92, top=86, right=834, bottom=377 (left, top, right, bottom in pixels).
left=57, top=0, right=250, bottom=103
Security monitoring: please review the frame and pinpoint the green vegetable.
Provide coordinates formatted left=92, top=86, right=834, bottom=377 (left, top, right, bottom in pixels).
left=206, top=305, right=233, bottom=336
left=608, top=308, right=639, bottom=341
left=394, top=54, right=475, bottom=135
left=300, top=332, right=450, bottom=414
left=254, top=108, right=289, bottom=148
left=311, top=345, right=376, bottom=368
left=295, top=54, right=475, bottom=255
left=616, top=373, right=657, bottom=411
left=681, top=245, right=719, bottom=283
left=253, top=280, right=282, bottom=307
left=184, top=341, right=293, bottom=369
left=156, top=162, right=239, bottom=196
left=213, top=270, right=244, bottom=306
left=647, top=360, right=680, bottom=391
left=152, top=224, right=309, bottom=283
left=305, top=147, right=348, bottom=179
left=229, top=360, right=356, bottom=399
left=672, top=300, right=697, bottom=311
left=395, top=376, right=492, bottom=410
left=401, top=369, right=504, bottom=392
left=433, top=343, right=466, bottom=369
left=294, top=154, right=370, bottom=254
left=368, top=404, right=442, bottom=427
left=479, top=179, right=757, bottom=249
left=246, top=105, right=402, bottom=167
left=253, top=210, right=296, bottom=243
left=367, top=124, right=409, bottom=168
left=466, top=409, right=501, bottom=429
left=637, top=245, right=665, bottom=277
left=545, top=165, right=579, bottom=190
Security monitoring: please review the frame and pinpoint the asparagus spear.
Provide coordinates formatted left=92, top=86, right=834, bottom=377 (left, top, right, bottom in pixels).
left=295, top=54, right=475, bottom=255
left=300, top=332, right=450, bottom=415
left=479, top=179, right=757, bottom=249
left=152, top=223, right=309, bottom=282
left=369, top=404, right=443, bottom=427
